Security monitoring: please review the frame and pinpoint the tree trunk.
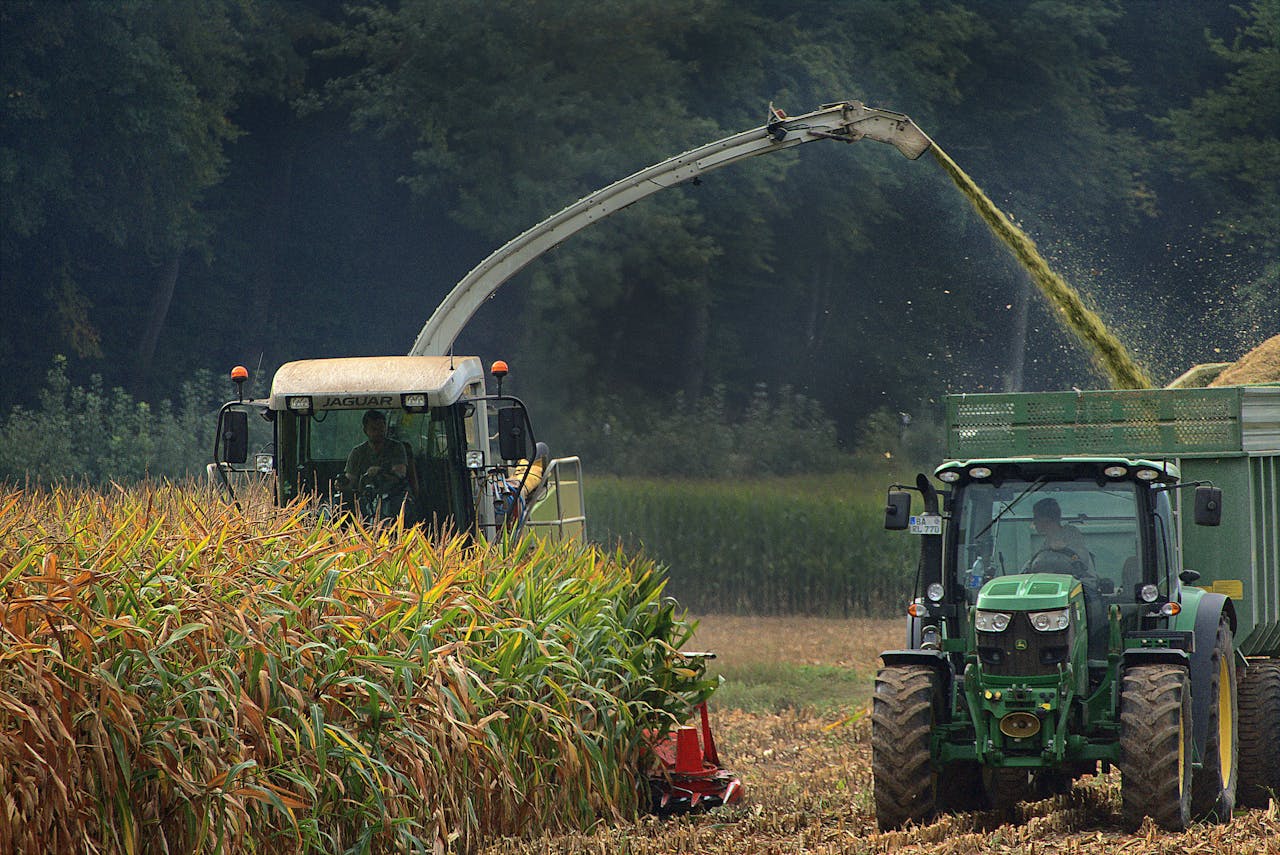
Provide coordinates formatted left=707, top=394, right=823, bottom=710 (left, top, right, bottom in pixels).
left=248, top=140, right=295, bottom=367
left=684, top=299, right=711, bottom=399
left=133, top=249, right=182, bottom=395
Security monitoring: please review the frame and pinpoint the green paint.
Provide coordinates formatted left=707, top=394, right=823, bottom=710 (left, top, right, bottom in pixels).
left=930, top=144, right=1154, bottom=390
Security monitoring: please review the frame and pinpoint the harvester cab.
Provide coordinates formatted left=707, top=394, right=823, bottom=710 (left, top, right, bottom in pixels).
left=873, top=386, right=1280, bottom=833
left=212, top=356, right=585, bottom=541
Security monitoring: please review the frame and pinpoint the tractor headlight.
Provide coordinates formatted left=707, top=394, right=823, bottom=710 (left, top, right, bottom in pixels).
left=1139, top=583, right=1160, bottom=603
left=1029, top=608, right=1070, bottom=632
left=975, top=610, right=1013, bottom=632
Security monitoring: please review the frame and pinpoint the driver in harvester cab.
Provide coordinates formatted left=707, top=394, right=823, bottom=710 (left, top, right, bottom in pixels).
left=343, top=409, right=418, bottom=521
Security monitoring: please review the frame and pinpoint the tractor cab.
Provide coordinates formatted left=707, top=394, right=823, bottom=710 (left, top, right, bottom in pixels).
left=890, top=458, right=1221, bottom=678
left=213, top=356, right=584, bottom=540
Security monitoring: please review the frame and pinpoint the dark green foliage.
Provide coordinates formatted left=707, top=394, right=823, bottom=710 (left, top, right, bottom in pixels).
left=546, top=384, right=848, bottom=478
left=0, top=356, right=221, bottom=484
left=2, top=0, right=1278, bottom=463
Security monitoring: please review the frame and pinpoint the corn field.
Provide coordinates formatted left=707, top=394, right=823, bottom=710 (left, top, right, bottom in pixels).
left=588, top=476, right=919, bottom=617
left=0, top=485, right=713, bottom=854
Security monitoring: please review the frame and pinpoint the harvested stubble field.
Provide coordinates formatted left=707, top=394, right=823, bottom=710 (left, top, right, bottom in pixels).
left=480, top=615, right=1280, bottom=855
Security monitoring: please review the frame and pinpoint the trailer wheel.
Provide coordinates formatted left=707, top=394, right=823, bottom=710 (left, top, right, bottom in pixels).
left=1237, top=659, right=1280, bottom=808
left=1119, top=665, right=1193, bottom=830
left=1190, top=617, right=1237, bottom=822
left=872, top=665, right=940, bottom=829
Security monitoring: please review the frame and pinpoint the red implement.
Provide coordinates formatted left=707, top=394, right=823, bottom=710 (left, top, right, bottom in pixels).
left=646, top=702, right=743, bottom=814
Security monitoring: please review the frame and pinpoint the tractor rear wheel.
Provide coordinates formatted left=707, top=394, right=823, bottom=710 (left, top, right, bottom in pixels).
left=1190, top=617, right=1237, bottom=822
left=872, top=665, right=940, bottom=829
left=1119, top=665, right=1192, bottom=830
left=1237, top=659, right=1280, bottom=808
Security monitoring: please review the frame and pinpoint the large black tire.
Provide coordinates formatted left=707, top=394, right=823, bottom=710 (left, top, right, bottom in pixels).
left=1119, top=665, right=1193, bottom=830
left=1190, top=617, right=1238, bottom=822
left=1237, top=659, right=1280, bottom=808
left=872, top=665, right=940, bottom=829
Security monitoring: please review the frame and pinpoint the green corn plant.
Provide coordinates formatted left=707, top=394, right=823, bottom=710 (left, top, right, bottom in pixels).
left=0, top=484, right=714, bottom=855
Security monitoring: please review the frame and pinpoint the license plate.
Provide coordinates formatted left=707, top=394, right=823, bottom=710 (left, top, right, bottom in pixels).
left=909, top=514, right=942, bottom=535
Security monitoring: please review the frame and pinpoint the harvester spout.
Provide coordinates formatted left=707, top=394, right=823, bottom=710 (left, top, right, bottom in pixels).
left=410, top=99, right=932, bottom=357
left=788, top=100, right=933, bottom=159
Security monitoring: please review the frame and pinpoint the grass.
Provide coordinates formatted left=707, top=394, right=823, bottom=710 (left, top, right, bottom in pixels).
left=686, top=615, right=901, bottom=715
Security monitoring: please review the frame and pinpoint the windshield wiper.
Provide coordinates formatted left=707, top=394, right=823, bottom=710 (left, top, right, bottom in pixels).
left=970, top=476, right=1049, bottom=543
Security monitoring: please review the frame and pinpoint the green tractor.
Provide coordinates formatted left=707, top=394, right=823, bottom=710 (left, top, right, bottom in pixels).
left=873, top=386, right=1280, bottom=830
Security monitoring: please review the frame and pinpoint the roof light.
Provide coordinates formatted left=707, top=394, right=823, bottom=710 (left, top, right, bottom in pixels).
left=1135, top=468, right=1160, bottom=481
left=969, top=466, right=992, bottom=479
left=938, top=470, right=961, bottom=483
left=1103, top=465, right=1128, bottom=478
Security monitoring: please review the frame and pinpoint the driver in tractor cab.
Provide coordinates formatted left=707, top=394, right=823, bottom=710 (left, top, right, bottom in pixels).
left=343, top=409, right=417, bottom=521
left=1029, top=497, right=1106, bottom=662
left=1030, top=498, right=1089, bottom=569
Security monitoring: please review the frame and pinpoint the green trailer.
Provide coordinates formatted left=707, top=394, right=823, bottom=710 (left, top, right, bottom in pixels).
left=872, top=384, right=1280, bottom=831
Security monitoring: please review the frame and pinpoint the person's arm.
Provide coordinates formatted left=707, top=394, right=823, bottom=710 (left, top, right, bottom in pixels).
left=344, top=445, right=366, bottom=489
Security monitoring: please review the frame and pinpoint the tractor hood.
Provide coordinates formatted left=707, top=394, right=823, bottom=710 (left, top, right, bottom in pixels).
left=268, top=356, right=485, bottom=411
left=975, top=573, right=1080, bottom=612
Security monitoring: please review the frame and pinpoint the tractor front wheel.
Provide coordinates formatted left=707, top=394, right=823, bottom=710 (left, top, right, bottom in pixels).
left=1237, top=659, right=1280, bottom=808
left=1190, top=617, right=1237, bottom=822
left=872, top=665, right=940, bottom=829
left=1119, top=665, right=1192, bottom=830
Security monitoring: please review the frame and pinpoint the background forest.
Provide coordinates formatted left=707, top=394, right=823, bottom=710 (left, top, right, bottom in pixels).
left=1, top=0, right=1277, bottom=480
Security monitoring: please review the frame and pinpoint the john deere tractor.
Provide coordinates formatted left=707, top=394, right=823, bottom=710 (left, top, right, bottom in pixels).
left=873, top=385, right=1280, bottom=830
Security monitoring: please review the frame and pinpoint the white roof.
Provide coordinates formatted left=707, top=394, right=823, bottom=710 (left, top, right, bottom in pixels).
left=268, top=356, right=485, bottom=410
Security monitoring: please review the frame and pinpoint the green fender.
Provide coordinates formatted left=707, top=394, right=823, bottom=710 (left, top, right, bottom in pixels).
left=1172, top=587, right=1236, bottom=761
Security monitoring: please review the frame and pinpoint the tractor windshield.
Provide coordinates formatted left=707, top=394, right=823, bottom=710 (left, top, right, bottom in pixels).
left=277, top=405, right=473, bottom=529
left=953, top=479, right=1141, bottom=604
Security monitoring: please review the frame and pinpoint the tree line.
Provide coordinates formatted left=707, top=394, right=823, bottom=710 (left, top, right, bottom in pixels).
left=2, top=0, right=1276, bottom=472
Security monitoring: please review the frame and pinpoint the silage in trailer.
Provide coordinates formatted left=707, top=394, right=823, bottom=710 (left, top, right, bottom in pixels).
left=0, top=485, right=715, bottom=854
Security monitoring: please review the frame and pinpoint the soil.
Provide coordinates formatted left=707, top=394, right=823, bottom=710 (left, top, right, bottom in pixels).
left=477, top=616, right=1280, bottom=854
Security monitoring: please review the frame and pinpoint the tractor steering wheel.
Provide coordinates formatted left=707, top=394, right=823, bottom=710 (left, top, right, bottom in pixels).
left=1022, top=547, right=1090, bottom=578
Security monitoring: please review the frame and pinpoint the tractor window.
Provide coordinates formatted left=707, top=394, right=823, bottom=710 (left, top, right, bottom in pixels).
left=954, top=479, right=1140, bottom=602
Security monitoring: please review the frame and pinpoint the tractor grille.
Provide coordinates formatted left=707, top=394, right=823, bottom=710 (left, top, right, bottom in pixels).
left=977, top=612, right=1072, bottom=677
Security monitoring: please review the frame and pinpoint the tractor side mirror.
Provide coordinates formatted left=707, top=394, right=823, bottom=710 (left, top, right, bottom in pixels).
left=497, top=407, right=531, bottom=462
left=885, top=491, right=912, bottom=530
left=221, top=410, right=249, bottom=465
left=1193, top=485, right=1222, bottom=527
